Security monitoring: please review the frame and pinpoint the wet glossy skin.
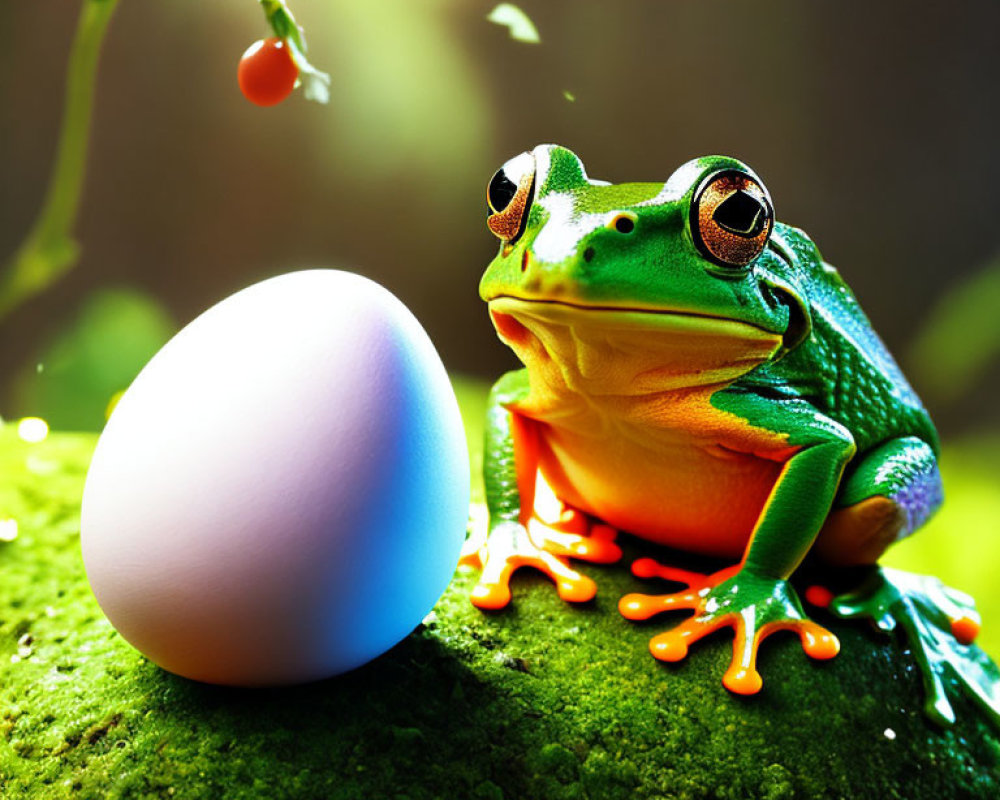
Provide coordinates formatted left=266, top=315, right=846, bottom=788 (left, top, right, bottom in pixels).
left=463, top=145, right=1000, bottom=725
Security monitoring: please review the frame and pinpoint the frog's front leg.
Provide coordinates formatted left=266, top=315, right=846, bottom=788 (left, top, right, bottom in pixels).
left=462, top=370, right=621, bottom=609
left=620, top=392, right=850, bottom=694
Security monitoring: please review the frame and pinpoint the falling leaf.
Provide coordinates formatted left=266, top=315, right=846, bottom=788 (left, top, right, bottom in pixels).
left=487, top=3, right=541, bottom=44
left=562, top=90, right=576, bottom=102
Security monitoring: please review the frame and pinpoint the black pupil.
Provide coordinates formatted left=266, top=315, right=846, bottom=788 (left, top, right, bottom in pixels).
left=615, top=216, right=635, bottom=233
left=713, top=190, right=765, bottom=236
left=488, top=169, right=519, bottom=214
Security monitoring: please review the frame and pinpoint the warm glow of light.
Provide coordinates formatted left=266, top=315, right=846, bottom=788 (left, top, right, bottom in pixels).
left=0, top=519, right=18, bottom=542
left=17, top=417, right=49, bottom=443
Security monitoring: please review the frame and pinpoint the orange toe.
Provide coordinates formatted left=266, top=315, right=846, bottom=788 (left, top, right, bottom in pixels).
left=800, top=624, right=840, bottom=660
left=631, top=557, right=661, bottom=579
left=950, top=615, right=980, bottom=646
left=571, top=532, right=622, bottom=563
left=618, top=593, right=650, bottom=619
left=723, top=665, right=763, bottom=695
left=555, top=574, right=597, bottom=603
left=804, top=585, right=835, bottom=609
left=650, top=631, right=689, bottom=662
left=470, top=581, right=512, bottom=610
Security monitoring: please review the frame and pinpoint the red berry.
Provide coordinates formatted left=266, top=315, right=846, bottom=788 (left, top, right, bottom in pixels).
left=238, top=38, right=299, bottom=107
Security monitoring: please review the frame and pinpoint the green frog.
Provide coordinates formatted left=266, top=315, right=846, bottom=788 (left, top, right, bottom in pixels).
left=463, top=144, right=1000, bottom=727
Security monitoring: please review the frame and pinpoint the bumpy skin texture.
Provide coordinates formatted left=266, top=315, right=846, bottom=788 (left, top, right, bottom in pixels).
left=466, top=144, right=999, bottom=725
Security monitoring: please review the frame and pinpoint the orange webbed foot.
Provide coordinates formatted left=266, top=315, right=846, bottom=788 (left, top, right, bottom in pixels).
left=528, top=509, right=622, bottom=564
left=819, top=567, right=1000, bottom=727
left=619, top=560, right=739, bottom=620
left=621, top=557, right=839, bottom=694
left=463, top=518, right=610, bottom=610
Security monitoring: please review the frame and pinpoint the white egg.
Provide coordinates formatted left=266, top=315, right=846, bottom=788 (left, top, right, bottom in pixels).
left=81, top=270, right=469, bottom=686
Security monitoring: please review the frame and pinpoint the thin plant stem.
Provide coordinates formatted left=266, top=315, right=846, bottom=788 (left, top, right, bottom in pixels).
left=0, top=0, right=120, bottom=320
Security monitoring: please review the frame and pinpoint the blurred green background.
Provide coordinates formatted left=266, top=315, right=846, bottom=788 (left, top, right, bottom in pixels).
left=0, top=2, right=998, bottom=651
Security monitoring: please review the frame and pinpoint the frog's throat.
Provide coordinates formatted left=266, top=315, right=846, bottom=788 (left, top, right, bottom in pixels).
left=488, top=296, right=783, bottom=396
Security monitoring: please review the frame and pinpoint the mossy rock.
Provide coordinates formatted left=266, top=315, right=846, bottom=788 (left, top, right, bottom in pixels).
left=2, top=407, right=999, bottom=799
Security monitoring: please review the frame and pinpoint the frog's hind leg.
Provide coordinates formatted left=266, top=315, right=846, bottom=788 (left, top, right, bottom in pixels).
left=824, top=567, right=1000, bottom=728
left=814, top=436, right=943, bottom=567
left=808, top=437, right=1000, bottom=727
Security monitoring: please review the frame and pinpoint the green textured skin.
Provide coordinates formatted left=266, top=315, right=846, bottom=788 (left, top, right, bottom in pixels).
left=479, top=145, right=938, bottom=550
left=748, top=223, right=937, bottom=454
left=830, top=567, right=1000, bottom=729
left=476, top=145, right=995, bottom=724
left=1, top=417, right=999, bottom=798
left=482, top=371, right=530, bottom=526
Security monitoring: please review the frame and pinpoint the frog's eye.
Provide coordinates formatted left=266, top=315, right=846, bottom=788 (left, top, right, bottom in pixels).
left=690, top=170, right=774, bottom=269
left=487, top=152, right=535, bottom=244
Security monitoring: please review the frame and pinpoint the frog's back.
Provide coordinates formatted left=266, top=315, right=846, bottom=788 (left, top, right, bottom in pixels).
left=764, top=224, right=938, bottom=456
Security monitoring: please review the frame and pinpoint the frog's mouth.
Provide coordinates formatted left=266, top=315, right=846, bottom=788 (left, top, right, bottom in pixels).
left=488, top=296, right=783, bottom=394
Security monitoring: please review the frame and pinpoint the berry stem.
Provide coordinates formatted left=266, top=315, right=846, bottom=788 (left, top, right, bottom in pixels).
left=257, top=0, right=330, bottom=103
left=0, top=0, right=330, bottom=322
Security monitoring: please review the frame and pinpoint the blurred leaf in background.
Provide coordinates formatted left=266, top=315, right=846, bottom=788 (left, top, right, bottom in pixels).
left=309, top=2, right=491, bottom=198
left=909, top=252, right=1000, bottom=408
left=11, top=288, right=174, bottom=432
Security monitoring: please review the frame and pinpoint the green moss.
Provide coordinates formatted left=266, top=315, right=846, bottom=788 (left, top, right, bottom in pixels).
left=1, top=400, right=999, bottom=799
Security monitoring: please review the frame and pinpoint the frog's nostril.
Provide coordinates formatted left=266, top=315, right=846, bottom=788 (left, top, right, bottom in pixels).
left=583, top=247, right=595, bottom=263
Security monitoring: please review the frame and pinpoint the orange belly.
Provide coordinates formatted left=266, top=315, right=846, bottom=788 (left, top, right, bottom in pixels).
left=535, top=426, right=782, bottom=559
left=513, top=387, right=796, bottom=560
